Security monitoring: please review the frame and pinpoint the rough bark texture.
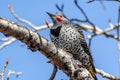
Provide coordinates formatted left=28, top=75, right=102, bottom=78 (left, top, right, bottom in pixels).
left=0, top=17, right=94, bottom=80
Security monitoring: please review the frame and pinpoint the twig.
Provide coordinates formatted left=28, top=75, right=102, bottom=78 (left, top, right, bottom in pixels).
left=0, top=37, right=11, bottom=41
left=70, top=18, right=88, bottom=22
left=7, top=70, right=22, bottom=80
left=55, top=4, right=67, bottom=18
left=45, top=20, right=52, bottom=28
left=96, top=68, right=120, bottom=80
left=8, top=4, right=48, bottom=31
left=0, top=59, right=22, bottom=80
left=49, top=65, right=57, bottom=80
left=0, top=37, right=16, bottom=50
left=0, top=59, right=9, bottom=80
left=8, top=4, right=36, bottom=28
left=56, top=4, right=64, bottom=13
left=80, top=24, right=120, bottom=40
left=99, top=1, right=107, bottom=10
left=74, top=0, right=88, bottom=21
left=35, top=23, right=52, bottom=31
left=72, top=19, right=119, bottom=34
left=74, top=0, right=97, bottom=49
left=74, top=0, right=96, bottom=33
left=117, top=2, right=120, bottom=78
left=106, top=21, right=119, bottom=33
left=87, top=35, right=95, bottom=48
left=117, top=3, right=120, bottom=40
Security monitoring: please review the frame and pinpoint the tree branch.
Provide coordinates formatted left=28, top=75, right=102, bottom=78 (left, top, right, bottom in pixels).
left=74, top=0, right=96, bottom=34
left=8, top=4, right=48, bottom=31
left=0, top=59, right=9, bottom=80
left=0, top=37, right=16, bottom=50
left=7, top=70, right=22, bottom=80
left=80, top=24, right=120, bottom=40
left=0, top=37, right=11, bottom=41
left=96, top=68, right=120, bottom=80
left=49, top=65, right=57, bottom=80
left=1, top=22, right=119, bottom=50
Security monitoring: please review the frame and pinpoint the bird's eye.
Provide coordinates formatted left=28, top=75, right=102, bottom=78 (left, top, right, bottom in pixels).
left=60, top=16, right=62, bottom=17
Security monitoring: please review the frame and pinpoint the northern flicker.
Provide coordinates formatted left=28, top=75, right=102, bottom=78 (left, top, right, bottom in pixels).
left=47, top=12, right=97, bottom=80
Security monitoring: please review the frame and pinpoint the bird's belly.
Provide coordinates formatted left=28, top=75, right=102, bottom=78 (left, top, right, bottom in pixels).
left=58, top=30, right=82, bottom=54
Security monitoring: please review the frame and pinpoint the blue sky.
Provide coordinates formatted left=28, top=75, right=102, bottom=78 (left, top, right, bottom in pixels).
left=0, top=0, right=119, bottom=80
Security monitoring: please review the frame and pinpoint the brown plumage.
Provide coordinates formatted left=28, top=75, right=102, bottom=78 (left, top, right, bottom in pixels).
left=47, top=12, right=97, bottom=80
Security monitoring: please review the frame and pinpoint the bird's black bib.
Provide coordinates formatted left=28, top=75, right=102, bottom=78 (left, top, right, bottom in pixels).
left=50, top=26, right=62, bottom=37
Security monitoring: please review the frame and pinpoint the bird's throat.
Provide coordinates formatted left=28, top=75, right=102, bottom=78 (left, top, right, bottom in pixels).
left=50, top=26, right=62, bottom=37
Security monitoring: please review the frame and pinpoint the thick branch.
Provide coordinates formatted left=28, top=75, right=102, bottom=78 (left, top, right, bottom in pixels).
left=0, top=17, right=94, bottom=80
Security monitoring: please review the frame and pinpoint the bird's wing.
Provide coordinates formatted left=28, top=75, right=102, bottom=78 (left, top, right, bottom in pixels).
left=73, top=24, right=97, bottom=80
left=73, top=24, right=93, bottom=61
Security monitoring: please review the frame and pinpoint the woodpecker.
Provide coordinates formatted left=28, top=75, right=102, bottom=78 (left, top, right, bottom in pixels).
left=47, top=12, right=97, bottom=80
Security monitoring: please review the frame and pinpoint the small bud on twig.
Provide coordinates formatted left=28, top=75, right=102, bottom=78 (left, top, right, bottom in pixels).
left=45, top=20, right=51, bottom=28
left=6, top=58, right=9, bottom=65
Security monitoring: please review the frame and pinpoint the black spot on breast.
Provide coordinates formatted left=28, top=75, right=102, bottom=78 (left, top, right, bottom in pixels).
left=50, top=26, right=62, bottom=37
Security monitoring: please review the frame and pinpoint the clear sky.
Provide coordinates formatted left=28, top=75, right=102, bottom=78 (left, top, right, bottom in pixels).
left=0, top=0, right=119, bottom=80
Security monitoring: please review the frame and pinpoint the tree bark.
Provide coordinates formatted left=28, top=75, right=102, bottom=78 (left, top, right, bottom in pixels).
left=0, top=17, right=94, bottom=80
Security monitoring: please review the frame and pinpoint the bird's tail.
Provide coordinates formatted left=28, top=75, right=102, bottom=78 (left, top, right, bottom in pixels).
left=88, top=66, right=97, bottom=80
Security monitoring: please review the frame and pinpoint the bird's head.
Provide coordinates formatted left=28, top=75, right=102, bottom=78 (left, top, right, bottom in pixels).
left=46, top=12, right=69, bottom=25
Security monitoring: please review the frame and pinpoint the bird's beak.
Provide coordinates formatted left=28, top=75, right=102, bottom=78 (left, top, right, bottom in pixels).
left=46, top=12, right=56, bottom=24
left=46, top=12, right=55, bottom=18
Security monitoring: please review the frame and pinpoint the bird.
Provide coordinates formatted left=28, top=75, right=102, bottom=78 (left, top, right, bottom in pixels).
left=46, top=12, right=97, bottom=80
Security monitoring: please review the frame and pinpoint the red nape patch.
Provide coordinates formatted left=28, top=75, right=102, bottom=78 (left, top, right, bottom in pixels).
left=56, top=17, right=62, bottom=22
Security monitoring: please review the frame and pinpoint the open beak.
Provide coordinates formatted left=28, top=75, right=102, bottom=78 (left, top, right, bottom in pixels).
left=46, top=12, right=56, bottom=24
left=46, top=12, right=55, bottom=18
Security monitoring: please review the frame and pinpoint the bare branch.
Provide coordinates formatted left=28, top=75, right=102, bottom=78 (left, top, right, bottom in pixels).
left=96, top=68, right=120, bottom=80
left=71, top=19, right=120, bottom=41
left=99, top=1, right=107, bottom=10
left=7, top=70, right=22, bottom=80
left=74, top=0, right=88, bottom=21
left=0, top=37, right=16, bottom=50
left=56, top=4, right=64, bottom=13
left=106, top=22, right=118, bottom=33
left=35, top=23, right=52, bottom=31
left=0, top=59, right=9, bottom=80
left=117, top=3, right=120, bottom=50
left=8, top=4, right=36, bottom=28
left=0, top=59, right=22, bottom=80
left=118, top=41, right=120, bottom=51
left=49, top=65, right=57, bottom=80
left=8, top=4, right=48, bottom=31
left=80, top=24, right=120, bottom=40
left=117, top=3, right=120, bottom=39
left=0, top=37, right=11, bottom=41
left=74, top=0, right=96, bottom=32
left=55, top=4, right=67, bottom=17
